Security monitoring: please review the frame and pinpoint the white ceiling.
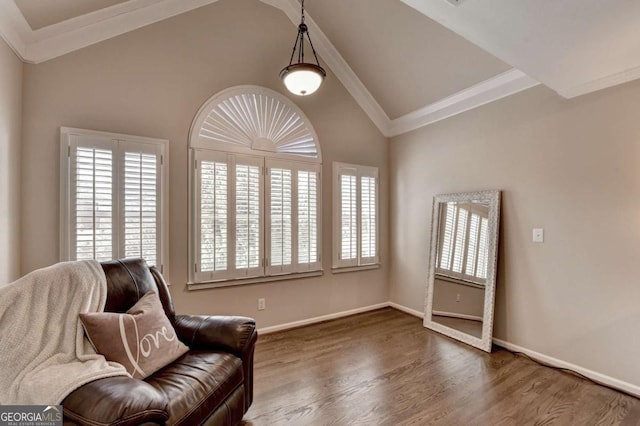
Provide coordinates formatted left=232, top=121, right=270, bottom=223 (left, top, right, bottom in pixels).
left=0, top=0, right=636, bottom=135
left=401, top=0, right=640, bottom=98
left=15, top=0, right=127, bottom=30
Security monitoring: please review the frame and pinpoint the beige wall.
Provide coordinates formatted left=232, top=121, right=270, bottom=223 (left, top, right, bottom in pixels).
left=432, top=278, right=484, bottom=318
left=390, top=81, right=640, bottom=387
left=21, top=0, right=389, bottom=327
left=0, top=39, right=22, bottom=283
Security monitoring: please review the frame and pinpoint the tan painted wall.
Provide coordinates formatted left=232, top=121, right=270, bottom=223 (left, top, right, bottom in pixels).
left=21, top=0, right=389, bottom=327
left=0, top=39, right=22, bottom=283
left=390, top=82, right=640, bottom=387
left=432, top=278, right=484, bottom=318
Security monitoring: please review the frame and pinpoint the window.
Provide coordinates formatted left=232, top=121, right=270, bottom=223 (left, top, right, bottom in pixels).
left=189, top=86, right=322, bottom=286
left=60, top=127, right=168, bottom=272
left=436, top=201, right=489, bottom=285
left=332, top=162, right=379, bottom=269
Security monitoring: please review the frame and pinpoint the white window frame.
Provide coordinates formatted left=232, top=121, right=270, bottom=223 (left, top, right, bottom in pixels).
left=187, top=86, right=323, bottom=288
left=332, top=162, right=380, bottom=270
left=60, top=127, right=169, bottom=274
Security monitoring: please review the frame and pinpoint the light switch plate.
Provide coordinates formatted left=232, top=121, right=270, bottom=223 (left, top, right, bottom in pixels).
left=532, top=228, right=544, bottom=243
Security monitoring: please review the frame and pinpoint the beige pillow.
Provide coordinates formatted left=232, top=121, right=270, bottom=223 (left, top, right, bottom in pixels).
left=80, top=291, right=189, bottom=379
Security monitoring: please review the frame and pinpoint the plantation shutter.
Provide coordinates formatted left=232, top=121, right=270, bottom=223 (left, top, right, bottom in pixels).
left=63, top=128, right=167, bottom=271
left=70, top=135, right=116, bottom=262
left=200, top=160, right=228, bottom=272
left=234, top=156, right=263, bottom=278
left=465, top=212, right=480, bottom=276
left=297, top=165, right=321, bottom=271
left=477, top=217, right=489, bottom=279
left=196, top=152, right=264, bottom=280
left=266, top=163, right=293, bottom=275
left=194, top=151, right=233, bottom=282
left=266, top=159, right=321, bottom=275
left=337, top=165, right=358, bottom=267
left=187, top=86, right=324, bottom=286
left=120, top=141, right=162, bottom=267
left=439, top=203, right=456, bottom=270
left=333, top=162, right=378, bottom=269
left=436, top=202, right=489, bottom=285
left=360, top=170, right=378, bottom=265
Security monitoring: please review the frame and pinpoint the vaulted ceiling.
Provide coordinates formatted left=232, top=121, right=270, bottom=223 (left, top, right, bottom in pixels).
left=1, top=0, right=637, bottom=136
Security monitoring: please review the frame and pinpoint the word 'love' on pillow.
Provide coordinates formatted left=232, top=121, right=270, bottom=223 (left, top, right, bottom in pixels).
left=80, top=291, right=189, bottom=379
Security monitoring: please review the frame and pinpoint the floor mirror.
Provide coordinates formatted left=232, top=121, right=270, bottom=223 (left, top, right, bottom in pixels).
left=424, top=190, right=501, bottom=352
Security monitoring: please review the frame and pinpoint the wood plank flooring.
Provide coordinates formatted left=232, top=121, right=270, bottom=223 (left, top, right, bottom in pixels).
left=242, top=308, right=640, bottom=426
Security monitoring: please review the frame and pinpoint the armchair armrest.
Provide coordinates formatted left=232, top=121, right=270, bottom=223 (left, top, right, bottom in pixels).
left=63, top=376, right=169, bottom=426
left=173, top=315, right=257, bottom=411
left=173, top=315, right=257, bottom=357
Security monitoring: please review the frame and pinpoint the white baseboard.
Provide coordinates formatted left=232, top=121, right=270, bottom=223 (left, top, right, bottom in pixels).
left=388, top=302, right=424, bottom=319
left=492, top=338, right=640, bottom=398
left=432, top=310, right=483, bottom=322
left=256, top=301, right=640, bottom=398
left=257, top=302, right=389, bottom=335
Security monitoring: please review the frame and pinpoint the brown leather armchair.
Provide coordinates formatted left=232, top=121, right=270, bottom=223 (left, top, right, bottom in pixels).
left=62, top=259, right=258, bottom=426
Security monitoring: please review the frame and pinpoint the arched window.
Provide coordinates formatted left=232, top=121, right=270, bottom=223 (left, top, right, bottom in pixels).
left=189, top=86, right=322, bottom=286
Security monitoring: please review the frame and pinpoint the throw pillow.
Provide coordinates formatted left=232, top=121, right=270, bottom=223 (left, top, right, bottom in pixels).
left=80, top=291, right=189, bottom=379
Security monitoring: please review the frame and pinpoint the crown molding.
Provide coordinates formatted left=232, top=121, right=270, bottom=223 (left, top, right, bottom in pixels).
left=0, top=0, right=539, bottom=137
left=388, top=69, right=539, bottom=137
left=0, top=0, right=221, bottom=64
left=557, top=64, right=640, bottom=99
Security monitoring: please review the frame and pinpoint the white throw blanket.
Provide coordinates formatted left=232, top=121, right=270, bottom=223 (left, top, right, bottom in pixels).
left=0, top=260, right=128, bottom=404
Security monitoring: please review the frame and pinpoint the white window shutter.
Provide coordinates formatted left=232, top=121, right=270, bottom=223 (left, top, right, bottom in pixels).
left=452, top=207, right=468, bottom=273
left=194, top=151, right=233, bottom=282
left=296, top=166, right=321, bottom=272
left=333, top=162, right=378, bottom=269
left=436, top=201, right=489, bottom=285
left=359, top=171, right=378, bottom=265
left=465, top=213, right=480, bottom=277
left=120, top=142, right=161, bottom=267
left=266, top=159, right=321, bottom=276
left=199, top=159, right=228, bottom=273
left=70, top=136, right=116, bottom=262
left=266, top=166, right=293, bottom=275
left=477, top=217, right=489, bottom=279
left=234, top=156, right=263, bottom=278
left=62, top=128, right=167, bottom=272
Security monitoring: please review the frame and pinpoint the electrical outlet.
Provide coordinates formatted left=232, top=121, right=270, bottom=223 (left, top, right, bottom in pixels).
left=456, top=293, right=461, bottom=302
left=532, top=228, right=544, bottom=243
left=257, top=298, right=266, bottom=311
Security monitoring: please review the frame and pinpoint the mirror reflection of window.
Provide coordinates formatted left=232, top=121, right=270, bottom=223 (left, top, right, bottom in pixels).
left=437, top=201, right=489, bottom=285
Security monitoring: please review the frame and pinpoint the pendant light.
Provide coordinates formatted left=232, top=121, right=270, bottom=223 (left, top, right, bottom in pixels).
left=279, top=0, right=326, bottom=96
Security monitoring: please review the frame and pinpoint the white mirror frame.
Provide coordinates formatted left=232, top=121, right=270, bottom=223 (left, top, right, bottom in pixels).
left=423, top=190, right=501, bottom=352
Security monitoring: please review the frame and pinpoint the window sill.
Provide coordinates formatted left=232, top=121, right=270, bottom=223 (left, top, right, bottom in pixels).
left=434, top=274, right=485, bottom=289
left=187, top=270, right=324, bottom=290
left=331, top=264, right=380, bottom=274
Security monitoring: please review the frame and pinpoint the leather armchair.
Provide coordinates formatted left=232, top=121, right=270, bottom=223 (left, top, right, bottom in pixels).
left=62, top=259, right=258, bottom=426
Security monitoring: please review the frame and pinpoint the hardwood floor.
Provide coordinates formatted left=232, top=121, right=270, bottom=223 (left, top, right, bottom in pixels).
left=242, top=308, right=640, bottom=426
left=431, top=315, right=483, bottom=339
